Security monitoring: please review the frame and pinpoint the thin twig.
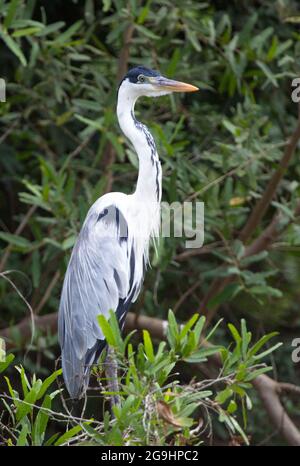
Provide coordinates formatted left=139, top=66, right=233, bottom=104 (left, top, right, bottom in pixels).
left=173, top=279, right=202, bottom=313
left=0, top=271, right=35, bottom=351
left=34, top=270, right=61, bottom=315
left=0, top=119, right=19, bottom=145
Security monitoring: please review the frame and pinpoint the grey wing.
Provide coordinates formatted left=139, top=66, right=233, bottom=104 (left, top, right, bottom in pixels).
left=58, top=204, right=141, bottom=399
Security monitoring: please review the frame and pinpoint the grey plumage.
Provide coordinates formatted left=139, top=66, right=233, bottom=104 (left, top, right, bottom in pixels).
left=58, top=201, right=142, bottom=398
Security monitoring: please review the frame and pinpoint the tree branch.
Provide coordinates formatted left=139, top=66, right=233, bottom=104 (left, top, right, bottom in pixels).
left=34, top=270, right=61, bottom=315
left=252, top=375, right=300, bottom=446
left=240, top=103, right=300, bottom=242
left=199, top=109, right=300, bottom=318
left=244, top=200, right=300, bottom=257
left=201, top=199, right=300, bottom=323
left=116, top=23, right=135, bottom=83
left=0, top=313, right=57, bottom=349
left=277, top=382, right=300, bottom=396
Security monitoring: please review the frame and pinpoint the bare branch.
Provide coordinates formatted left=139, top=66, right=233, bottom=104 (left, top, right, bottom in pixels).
left=240, top=104, right=300, bottom=242
left=253, top=375, right=300, bottom=446
left=277, top=382, right=300, bottom=396
left=34, top=270, right=61, bottom=315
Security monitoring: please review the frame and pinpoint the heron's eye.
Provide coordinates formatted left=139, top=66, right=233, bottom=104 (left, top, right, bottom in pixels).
left=138, top=75, right=146, bottom=83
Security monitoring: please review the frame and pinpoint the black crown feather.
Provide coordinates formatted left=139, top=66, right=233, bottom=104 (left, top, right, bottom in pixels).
left=122, top=66, right=160, bottom=84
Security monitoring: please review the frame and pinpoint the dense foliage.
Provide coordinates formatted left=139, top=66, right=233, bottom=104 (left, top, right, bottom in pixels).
left=0, top=0, right=300, bottom=446
left=0, top=313, right=281, bottom=445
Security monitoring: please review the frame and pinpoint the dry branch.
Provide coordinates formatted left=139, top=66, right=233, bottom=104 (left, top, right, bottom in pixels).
left=252, top=375, right=300, bottom=446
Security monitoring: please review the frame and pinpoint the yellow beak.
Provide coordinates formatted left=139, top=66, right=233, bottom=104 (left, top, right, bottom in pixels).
left=150, top=76, right=199, bottom=93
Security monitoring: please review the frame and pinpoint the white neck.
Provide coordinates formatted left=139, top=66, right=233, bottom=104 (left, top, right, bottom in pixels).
left=117, top=82, right=162, bottom=205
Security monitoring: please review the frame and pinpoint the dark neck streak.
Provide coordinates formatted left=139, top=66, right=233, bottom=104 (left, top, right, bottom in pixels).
left=131, top=110, right=161, bottom=202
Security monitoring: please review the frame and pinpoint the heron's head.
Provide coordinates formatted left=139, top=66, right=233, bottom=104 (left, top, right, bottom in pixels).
left=119, top=66, right=198, bottom=99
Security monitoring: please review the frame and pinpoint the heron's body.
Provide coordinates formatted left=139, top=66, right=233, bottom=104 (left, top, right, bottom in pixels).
left=58, top=66, right=197, bottom=398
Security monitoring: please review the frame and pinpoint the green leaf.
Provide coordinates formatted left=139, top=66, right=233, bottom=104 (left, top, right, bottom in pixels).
left=84, top=0, right=95, bottom=24
left=54, top=424, right=84, bottom=446
left=183, top=346, right=222, bottom=363
left=207, top=283, right=242, bottom=309
left=36, top=21, right=65, bottom=36
left=102, top=0, right=111, bottom=12
left=16, top=423, right=29, bottom=446
left=137, top=2, right=150, bottom=24
left=166, top=309, right=179, bottom=348
left=248, top=332, right=279, bottom=358
left=12, top=27, right=42, bottom=37
left=127, top=343, right=140, bottom=388
left=4, top=0, right=20, bottom=28
left=236, top=363, right=247, bottom=381
left=73, top=98, right=100, bottom=111
left=16, top=366, right=30, bottom=397
left=215, top=388, right=233, bottom=404
left=193, top=315, right=206, bottom=344
left=5, top=376, right=18, bottom=404
left=181, top=331, right=196, bottom=357
left=253, top=342, right=282, bottom=360
left=228, top=323, right=241, bottom=345
left=32, top=395, right=51, bottom=445
left=179, top=313, right=199, bottom=340
left=16, top=380, right=42, bottom=422
left=185, top=27, right=201, bottom=51
left=250, top=285, right=283, bottom=298
left=244, top=366, right=272, bottom=381
left=206, top=318, right=223, bottom=341
left=0, top=232, right=31, bottom=248
left=106, top=310, right=124, bottom=354
left=241, top=319, right=251, bottom=359
left=230, top=415, right=249, bottom=445
left=222, top=119, right=239, bottom=137
left=37, top=369, right=62, bottom=400
left=97, top=314, right=116, bottom=347
left=240, top=251, right=268, bottom=266
left=74, top=114, right=103, bottom=130
left=62, top=235, right=76, bottom=251
left=0, top=353, right=15, bottom=373
left=227, top=399, right=237, bottom=414
left=44, top=432, right=60, bottom=446
left=135, top=24, right=160, bottom=40
left=256, top=60, right=278, bottom=87
left=53, top=20, right=83, bottom=45
left=0, top=28, right=27, bottom=66
left=143, top=330, right=155, bottom=363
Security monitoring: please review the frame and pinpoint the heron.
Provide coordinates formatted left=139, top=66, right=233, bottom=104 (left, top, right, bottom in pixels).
left=58, top=66, right=198, bottom=399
